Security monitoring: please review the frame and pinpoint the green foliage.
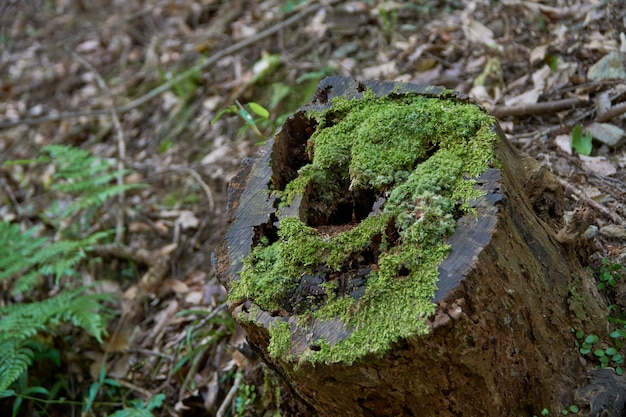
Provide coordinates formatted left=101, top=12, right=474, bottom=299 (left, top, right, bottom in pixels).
left=280, top=0, right=306, bottom=13
left=0, top=221, right=111, bottom=294
left=596, top=258, right=624, bottom=291
left=378, top=5, right=399, bottom=40
left=575, top=330, right=624, bottom=374
left=172, top=308, right=235, bottom=392
left=561, top=404, right=580, bottom=415
left=571, top=124, right=592, bottom=156
left=109, top=394, right=165, bottom=417
left=571, top=260, right=626, bottom=385
left=0, top=145, right=144, bottom=409
left=0, top=289, right=113, bottom=391
left=41, top=144, right=146, bottom=221
left=235, top=376, right=257, bottom=416
left=212, top=100, right=271, bottom=137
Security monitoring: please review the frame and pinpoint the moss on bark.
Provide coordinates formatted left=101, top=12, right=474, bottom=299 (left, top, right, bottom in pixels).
left=230, top=90, right=500, bottom=364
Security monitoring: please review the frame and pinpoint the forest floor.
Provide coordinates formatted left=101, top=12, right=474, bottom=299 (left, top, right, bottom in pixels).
left=1, top=0, right=625, bottom=416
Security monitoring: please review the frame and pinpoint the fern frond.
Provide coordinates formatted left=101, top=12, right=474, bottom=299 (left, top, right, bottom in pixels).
left=59, top=293, right=113, bottom=342
left=57, top=183, right=144, bottom=220
left=0, top=222, right=47, bottom=281
left=11, top=271, right=41, bottom=295
left=43, top=145, right=111, bottom=178
left=41, top=144, right=146, bottom=220
left=0, top=221, right=112, bottom=293
left=0, top=339, right=35, bottom=391
left=0, top=289, right=112, bottom=390
left=52, top=170, right=131, bottom=193
left=0, top=289, right=111, bottom=344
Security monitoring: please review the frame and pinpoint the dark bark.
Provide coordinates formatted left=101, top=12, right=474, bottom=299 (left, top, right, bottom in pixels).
left=214, top=76, right=609, bottom=416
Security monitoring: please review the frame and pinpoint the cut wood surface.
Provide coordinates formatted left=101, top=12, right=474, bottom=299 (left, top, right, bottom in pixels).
left=214, top=76, right=609, bottom=416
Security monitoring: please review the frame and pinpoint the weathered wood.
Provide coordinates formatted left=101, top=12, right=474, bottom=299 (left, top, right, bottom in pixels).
left=214, top=76, right=608, bottom=416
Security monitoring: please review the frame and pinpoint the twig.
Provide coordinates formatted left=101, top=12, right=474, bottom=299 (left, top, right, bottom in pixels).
left=491, top=98, right=584, bottom=118
left=175, top=167, right=216, bottom=212
left=557, top=177, right=624, bottom=225
left=0, top=1, right=330, bottom=130
left=90, top=243, right=154, bottom=265
left=68, top=49, right=127, bottom=243
left=596, top=101, right=626, bottom=123
left=116, top=379, right=155, bottom=399
left=216, top=372, right=242, bottom=417
left=127, top=348, right=175, bottom=361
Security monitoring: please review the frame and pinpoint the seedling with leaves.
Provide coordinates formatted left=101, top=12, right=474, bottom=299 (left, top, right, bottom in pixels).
left=574, top=331, right=625, bottom=375
left=596, top=258, right=625, bottom=291
left=571, top=124, right=593, bottom=156
left=212, top=100, right=271, bottom=137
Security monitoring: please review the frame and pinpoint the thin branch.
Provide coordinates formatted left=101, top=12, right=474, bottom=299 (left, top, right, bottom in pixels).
left=596, top=101, right=626, bottom=123
left=557, top=177, right=624, bottom=225
left=216, top=372, right=242, bottom=417
left=175, top=167, right=216, bottom=212
left=0, top=1, right=330, bottom=130
left=491, top=98, right=584, bottom=118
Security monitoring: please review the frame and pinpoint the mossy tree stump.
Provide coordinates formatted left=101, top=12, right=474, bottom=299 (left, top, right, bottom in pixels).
left=214, top=76, right=608, bottom=416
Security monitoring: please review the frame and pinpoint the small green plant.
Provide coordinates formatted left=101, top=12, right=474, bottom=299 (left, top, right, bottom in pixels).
left=109, top=393, right=165, bottom=417
left=596, top=259, right=624, bottom=290
left=212, top=100, right=271, bottom=137
left=571, top=124, right=592, bottom=156
left=574, top=331, right=624, bottom=374
left=172, top=308, right=235, bottom=391
left=235, top=374, right=257, bottom=416
left=378, top=5, right=399, bottom=41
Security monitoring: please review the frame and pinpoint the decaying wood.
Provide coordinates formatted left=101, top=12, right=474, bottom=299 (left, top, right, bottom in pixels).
left=576, top=369, right=626, bottom=416
left=214, top=76, right=609, bottom=416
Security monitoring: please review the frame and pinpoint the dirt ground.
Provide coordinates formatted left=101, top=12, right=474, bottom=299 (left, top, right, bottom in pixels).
left=1, top=0, right=625, bottom=416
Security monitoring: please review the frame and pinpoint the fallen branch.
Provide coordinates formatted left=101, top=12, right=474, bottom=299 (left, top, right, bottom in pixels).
left=492, top=97, right=585, bottom=118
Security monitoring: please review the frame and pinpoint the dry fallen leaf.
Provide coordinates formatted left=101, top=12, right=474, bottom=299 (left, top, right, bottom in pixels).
left=104, top=331, right=130, bottom=352
left=165, top=278, right=190, bottom=294
left=579, top=155, right=617, bottom=176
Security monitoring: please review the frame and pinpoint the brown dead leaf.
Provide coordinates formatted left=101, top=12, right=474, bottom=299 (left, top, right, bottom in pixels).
left=165, top=278, right=190, bottom=294
left=104, top=331, right=130, bottom=352
left=128, top=222, right=152, bottom=233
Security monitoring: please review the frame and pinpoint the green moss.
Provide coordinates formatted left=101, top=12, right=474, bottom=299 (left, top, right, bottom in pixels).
left=231, top=89, right=500, bottom=365
left=268, top=321, right=292, bottom=360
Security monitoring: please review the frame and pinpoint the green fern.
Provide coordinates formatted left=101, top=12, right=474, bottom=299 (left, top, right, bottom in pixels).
left=42, top=144, right=146, bottom=219
left=0, top=339, right=36, bottom=393
left=0, top=221, right=112, bottom=293
left=0, top=144, right=145, bottom=396
left=0, top=289, right=112, bottom=390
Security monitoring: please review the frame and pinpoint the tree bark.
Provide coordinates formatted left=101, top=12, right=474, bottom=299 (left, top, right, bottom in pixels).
left=214, top=76, right=609, bottom=416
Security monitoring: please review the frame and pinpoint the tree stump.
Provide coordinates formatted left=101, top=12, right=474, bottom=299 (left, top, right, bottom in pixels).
left=214, top=76, right=608, bottom=416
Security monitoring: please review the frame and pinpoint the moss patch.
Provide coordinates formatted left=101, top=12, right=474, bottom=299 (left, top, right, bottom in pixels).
left=230, top=90, right=500, bottom=365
